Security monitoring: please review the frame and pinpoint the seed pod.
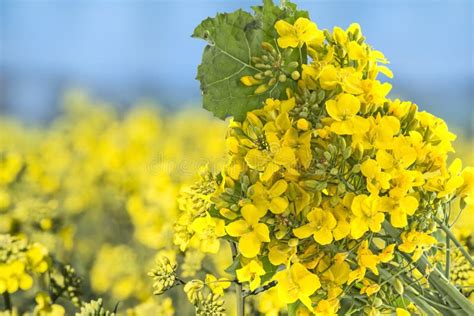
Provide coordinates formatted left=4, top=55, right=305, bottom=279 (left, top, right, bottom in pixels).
left=373, top=297, right=383, bottom=308
left=288, top=238, right=299, bottom=247
left=261, top=42, right=274, bottom=51
left=288, top=61, right=299, bottom=69
left=278, top=74, right=287, bottom=83
left=394, top=278, right=404, bottom=295
left=251, top=56, right=262, bottom=64
left=291, top=71, right=301, bottom=80
left=324, top=30, right=332, bottom=42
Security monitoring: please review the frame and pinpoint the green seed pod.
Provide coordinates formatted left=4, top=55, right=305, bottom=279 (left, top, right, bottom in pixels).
left=251, top=56, right=262, bottom=64
left=264, top=70, right=273, bottom=77
left=288, top=61, right=299, bottom=69
left=261, top=41, right=274, bottom=51
left=394, top=278, right=404, bottom=295
left=291, top=71, right=300, bottom=80
left=373, top=297, right=383, bottom=308
left=255, top=63, right=267, bottom=69
left=323, top=30, right=332, bottom=42
left=288, top=238, right=299, bottom=247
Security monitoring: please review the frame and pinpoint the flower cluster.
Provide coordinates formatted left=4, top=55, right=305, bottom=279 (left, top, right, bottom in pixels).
left=186, top=5, right=474, bottom=314
left=0, top=235, right=49, bottom=295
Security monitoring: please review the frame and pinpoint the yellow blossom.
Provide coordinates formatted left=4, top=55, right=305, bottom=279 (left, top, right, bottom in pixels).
left=350, top=194, right=385, bottom=239
left=226, top=204, right=270, bottom=258
left=236, top=259, right=265, bottom=291
left=398, top=230, right=437, bottom=261
left=275, top=18, right=324, bottom=48
left=293, top=208, right=337, bottom=245
left=325, top=94, right=369, bottom=135
left=274, top=262, right=321, bottom=311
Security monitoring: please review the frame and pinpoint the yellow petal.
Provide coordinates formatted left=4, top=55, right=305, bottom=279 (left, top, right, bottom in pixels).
left=269, top=179, right=288, bottom=197
left=254, top=223, right=270, bottom=242
left=314, top=228, right=333, bottom=245
left=270, top=196, right=288, bottom=214
left=245, top=149, right=269, bottom=171
left=293, top=224, right=314, bottom=239
left=242, top=204, right=266, bottom=223
left=226, top=220, right=249, bottom=237
left=400, top=196, right=419, bottom=215
left=239, top=232, right=261, bottom=258
left=277, top=36, right=299, bottom=48
left=274, top=147, right=296, bottom=167
left=325, top=100, right=340, bottom=121
left=274, top=20, right=294, bottom=37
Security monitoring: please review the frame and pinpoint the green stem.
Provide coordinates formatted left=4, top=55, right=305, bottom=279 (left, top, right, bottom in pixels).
left=230, top=242, right=244, bottom=316
left=383, top=221, right=474, bottom=314
left=446, top=230, right=451, bottom=279
left=436, top=219, right=474, bottom=267
left=2, top=292, right=11, bottom=311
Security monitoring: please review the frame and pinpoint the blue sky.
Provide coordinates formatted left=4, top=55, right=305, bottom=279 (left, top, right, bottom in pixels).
left=0, top=0, right=472, bottom=129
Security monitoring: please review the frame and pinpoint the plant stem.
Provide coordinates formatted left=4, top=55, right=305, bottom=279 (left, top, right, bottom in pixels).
left=2, top=292, right=11, bottom=311
left=230, top=242, right=245, bottom=316
left=436, top=219, right=474, bottom=267
left=446, top=229, right=451, bottom=279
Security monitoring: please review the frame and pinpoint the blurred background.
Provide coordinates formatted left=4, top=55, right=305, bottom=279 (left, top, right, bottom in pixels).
left=0, top=0, right=473, bottom=132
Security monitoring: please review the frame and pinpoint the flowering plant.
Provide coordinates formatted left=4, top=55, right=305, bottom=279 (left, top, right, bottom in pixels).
left=157, top=0, right=474, bottom=315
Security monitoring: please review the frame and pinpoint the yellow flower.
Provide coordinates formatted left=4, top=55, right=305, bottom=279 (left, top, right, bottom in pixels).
left=396, top=308, right=411, bottom=316
left=268, top=241, right=296, bottom=266
left=274, top=262, right=321, bottom=311
left=398, top=230, right=437, bottom=261
left=34, top=292, right=65, bottom=316
left=378, top=244, right=395, bottom=263
left=249, top=180, right=289, bottom=215
left=236, top=259, right=265, bottom=291
left=282, top=127, right=312, bottom=169
left=314, top=299, right=339, bottom=316
left=257, top=287, right=286, bottom=316
left=190, top=214, right=226, bottom=254
left=361, top=159, right=392, bottom=194
left=322, top=256, right=350, bottom=287
left=275, top=18, right=324, bottom=48
left=348, top=241, right=381, bottom=284
left=325, top=94, right=369, bottom=135
left=425, top=158, right=464, bottom=198
left=293, top=208, right=337, bottom=245
left=319, top=65, right=364, bottom=94
left=205, top=274, right=231, bottom=296
left=350, top=194, right=385, bottom=239
left=384, top=195, right=419, bottom=228
left=226, top=204, right=270, bottom=258
left=360, top=278, right=381, bottom=297
left=352, top=115, right=400, bottom=151
left=245, top=132, right=296, bottom=181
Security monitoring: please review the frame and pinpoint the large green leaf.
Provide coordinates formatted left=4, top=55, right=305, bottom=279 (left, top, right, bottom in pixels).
left=193, top=0, right=308, bottom=121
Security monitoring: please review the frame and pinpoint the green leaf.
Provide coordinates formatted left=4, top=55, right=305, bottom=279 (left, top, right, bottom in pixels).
left=193, top=0, right=309, bottom=121
left=224, top=254, right=242, bottom=276
left=260, top=255, right=279, bottom=284
left=288, top=300, right=303, bottom=316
